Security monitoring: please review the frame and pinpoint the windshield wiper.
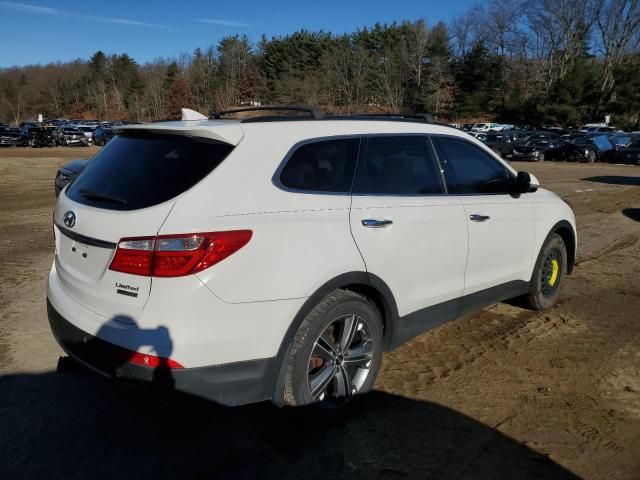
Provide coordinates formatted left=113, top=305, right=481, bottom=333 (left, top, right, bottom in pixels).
left=79, top=188, right=128, bottom=206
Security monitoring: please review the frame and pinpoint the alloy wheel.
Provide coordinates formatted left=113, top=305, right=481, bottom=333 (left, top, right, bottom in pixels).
left=307, top=314, right=374, bottom=403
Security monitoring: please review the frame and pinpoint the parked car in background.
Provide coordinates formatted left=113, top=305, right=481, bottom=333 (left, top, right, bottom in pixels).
left=55, top=127, right=89, bottom=147
left=540, top=126, right=566, bottom=135
left=504, top=130, right=531, bottom=144
left=511, top=138, right=561, bottom=161
left=471, top=122, right=502, bottom=132
left=76, top=125, right=95, bottom=144
left=545, top=134, right=615, bottom=163
left=608, top=134, right=637, bottom=150
left=461, top=123, right=474, bottom=132
left=93, top=126, right=114, bottom=146
left=579, top=123, right=607, bottom=132
left=0, top=127, right=21, bottom=146
left=588, top=126, right=620, bottom=134
left=479, top=132, right=516, bottom=157
left=21, top=125, right=56, bottom=147
left=55, top=159, right=89, bottom=197
left=602, top=137, right=640, bottom=165
left=524, top=131, right=560, bottom=142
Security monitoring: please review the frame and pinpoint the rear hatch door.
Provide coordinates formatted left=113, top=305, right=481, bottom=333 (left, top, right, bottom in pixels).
left=54, top=126, right=239, bottom=320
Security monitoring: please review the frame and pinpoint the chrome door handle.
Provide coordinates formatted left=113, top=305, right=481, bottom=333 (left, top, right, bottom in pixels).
left=469, top=213, right=491, bottom=222
left=361, top=218, right=393, bottom=228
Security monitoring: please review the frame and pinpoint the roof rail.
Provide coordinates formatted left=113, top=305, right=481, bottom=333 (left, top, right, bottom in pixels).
left=345, top=112, right=435, bottom=123
left=211, top=105, right=324, bottom=120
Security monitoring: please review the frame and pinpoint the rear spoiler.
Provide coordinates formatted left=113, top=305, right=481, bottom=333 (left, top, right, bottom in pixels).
left=112, top=120, right=244, bottom=146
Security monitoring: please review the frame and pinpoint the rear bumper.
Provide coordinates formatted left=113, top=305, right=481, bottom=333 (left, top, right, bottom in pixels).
left=47, top=299, right=279, bottom=406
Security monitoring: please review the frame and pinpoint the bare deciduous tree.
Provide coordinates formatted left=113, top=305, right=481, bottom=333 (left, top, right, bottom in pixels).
left=596, top=0, right=640, bottom=101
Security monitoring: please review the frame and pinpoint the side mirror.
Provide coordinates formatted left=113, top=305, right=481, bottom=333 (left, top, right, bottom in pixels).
left=511, top=171, right=537, bottom=194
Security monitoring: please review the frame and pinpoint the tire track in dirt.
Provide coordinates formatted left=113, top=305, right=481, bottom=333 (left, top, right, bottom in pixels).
left=378, top=307, right=584, bottom=393
left=575, top=234, right=639, bottom=266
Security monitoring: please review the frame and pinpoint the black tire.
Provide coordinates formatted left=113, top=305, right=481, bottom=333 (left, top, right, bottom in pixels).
left=283, top=289, right=383, bottom=407
left=525, top=233, right=567, bottom=310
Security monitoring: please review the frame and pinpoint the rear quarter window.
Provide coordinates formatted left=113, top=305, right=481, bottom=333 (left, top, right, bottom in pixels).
left=278, top=137, right=360, bottom=193
left=66, top=133, right=234, bottom=211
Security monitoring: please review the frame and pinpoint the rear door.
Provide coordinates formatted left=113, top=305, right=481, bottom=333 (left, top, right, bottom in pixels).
left=431, top=136, right=536, bottom=295
left=350, top=135, right=468, bottom=328
left=54, top=132, right=236, bottom=319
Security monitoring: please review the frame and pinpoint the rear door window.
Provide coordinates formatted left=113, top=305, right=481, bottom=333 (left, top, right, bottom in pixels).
left=352, top=136, right=444, bottom=195
left=278, top=138, right=360, bottom=193
left=66, top=133, right=234, bottom=210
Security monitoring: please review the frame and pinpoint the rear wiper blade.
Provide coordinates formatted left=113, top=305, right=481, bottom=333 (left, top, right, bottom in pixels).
left=79, top=188, right=128, bottom=206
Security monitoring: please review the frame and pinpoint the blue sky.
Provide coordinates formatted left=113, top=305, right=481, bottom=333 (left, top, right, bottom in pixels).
left=0, top=0, right=474, bottom=67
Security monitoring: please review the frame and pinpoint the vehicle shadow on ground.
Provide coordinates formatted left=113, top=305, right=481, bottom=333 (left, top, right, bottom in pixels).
left=581, top=175, right=640, bottom=186
left=622, top=208, right=640, bottom=222
left=0, top=370, right=579, bottom=480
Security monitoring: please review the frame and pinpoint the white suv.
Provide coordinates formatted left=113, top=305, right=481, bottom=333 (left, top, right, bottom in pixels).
left=48, top=107, right=576, bottom=407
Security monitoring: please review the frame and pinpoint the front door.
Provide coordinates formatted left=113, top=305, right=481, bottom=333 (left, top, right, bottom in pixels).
left=431, top=136, right=536, bottom=296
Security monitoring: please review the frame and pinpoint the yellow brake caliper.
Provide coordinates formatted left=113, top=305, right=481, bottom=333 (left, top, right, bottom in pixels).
left=549, top=259, right=559, bottom=286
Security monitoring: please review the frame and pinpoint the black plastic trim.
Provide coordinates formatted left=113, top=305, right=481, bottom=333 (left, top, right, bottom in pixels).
left=54, top=222, right=117, bottom=249
left=389, top=280, right=530, bottom=349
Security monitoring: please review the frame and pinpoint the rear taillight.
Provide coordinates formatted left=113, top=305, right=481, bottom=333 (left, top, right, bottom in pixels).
left=109, top=230, right=252, bottom=277
left=127, top=350, right=184, bottom=369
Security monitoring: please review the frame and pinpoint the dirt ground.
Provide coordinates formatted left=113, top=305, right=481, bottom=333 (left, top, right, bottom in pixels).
left=0, top=147, right=638, bottom=480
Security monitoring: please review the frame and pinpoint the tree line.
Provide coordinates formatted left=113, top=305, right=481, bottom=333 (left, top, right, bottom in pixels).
left=1, top=0, right=639, bottom=128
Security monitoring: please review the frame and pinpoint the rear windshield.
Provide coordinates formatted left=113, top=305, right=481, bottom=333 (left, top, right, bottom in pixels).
left=66, top=133, right=234, bottom=211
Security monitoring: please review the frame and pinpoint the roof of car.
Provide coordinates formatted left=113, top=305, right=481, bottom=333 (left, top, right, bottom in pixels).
left=120, top=118, right=460, bottom=144
left=112, top=112, right=465, bottom=146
